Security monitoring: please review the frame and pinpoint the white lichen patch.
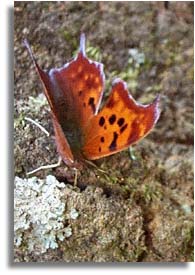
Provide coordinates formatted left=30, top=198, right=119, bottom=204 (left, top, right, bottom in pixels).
left=69, top=208, right=79, bottom=220
left=14, top=175, right=72, bottom=253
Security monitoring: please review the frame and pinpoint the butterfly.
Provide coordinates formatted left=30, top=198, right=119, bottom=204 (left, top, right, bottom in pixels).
left=24, top=34, right=160, bottom=168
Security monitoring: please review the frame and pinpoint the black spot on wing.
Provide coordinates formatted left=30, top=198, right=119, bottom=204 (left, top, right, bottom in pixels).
left=117, top=117, right=125, bottom=127
left=100, top=137, right=105, bottom=143
left=99, top=116, right=105, bottom=126
left=109, top=114, right=116, bottom=125
left=88, top=97, right=96, bottom=113
left=109, top=132, right=118, bottom=151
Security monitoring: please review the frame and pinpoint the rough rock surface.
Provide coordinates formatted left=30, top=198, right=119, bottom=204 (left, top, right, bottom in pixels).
left=14, top=2, right=193, bottom=262
left=14, top=175, right=145, bottom=262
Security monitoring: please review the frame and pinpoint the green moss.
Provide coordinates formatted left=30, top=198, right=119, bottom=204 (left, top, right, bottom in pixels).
left=107, top=50, right=145, bottom=92
left=86, top=45, right=102, bottom=62
left=142, top=183, right=162, bottom=203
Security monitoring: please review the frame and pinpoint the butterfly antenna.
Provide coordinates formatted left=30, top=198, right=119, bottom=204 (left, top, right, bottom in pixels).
left=26, top=157, right=62, bottom=176
left=24, top=117, right=50, bottom=137
left=79, top=33, right=86, bottom=56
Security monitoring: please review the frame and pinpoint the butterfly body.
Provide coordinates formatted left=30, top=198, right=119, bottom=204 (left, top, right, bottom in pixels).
left=25, top=34, right=160, bottom=167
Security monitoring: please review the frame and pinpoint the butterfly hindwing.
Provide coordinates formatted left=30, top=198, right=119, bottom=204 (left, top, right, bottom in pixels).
left=82, top=80, right=160, bottom=160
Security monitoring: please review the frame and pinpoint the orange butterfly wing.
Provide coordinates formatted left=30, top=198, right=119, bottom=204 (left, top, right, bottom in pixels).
left=47, top=34, right=104, bottom=131
left=82, top=80, right=160, bottom=160
left=24, top=39, right=75, bottom=165
left=24, top=35, right=105, bottom=166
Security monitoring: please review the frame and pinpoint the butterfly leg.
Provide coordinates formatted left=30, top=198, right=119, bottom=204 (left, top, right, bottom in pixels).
left=26, top=156, right=62, bottom=176
left=129, top=146, right=136, bottom=161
